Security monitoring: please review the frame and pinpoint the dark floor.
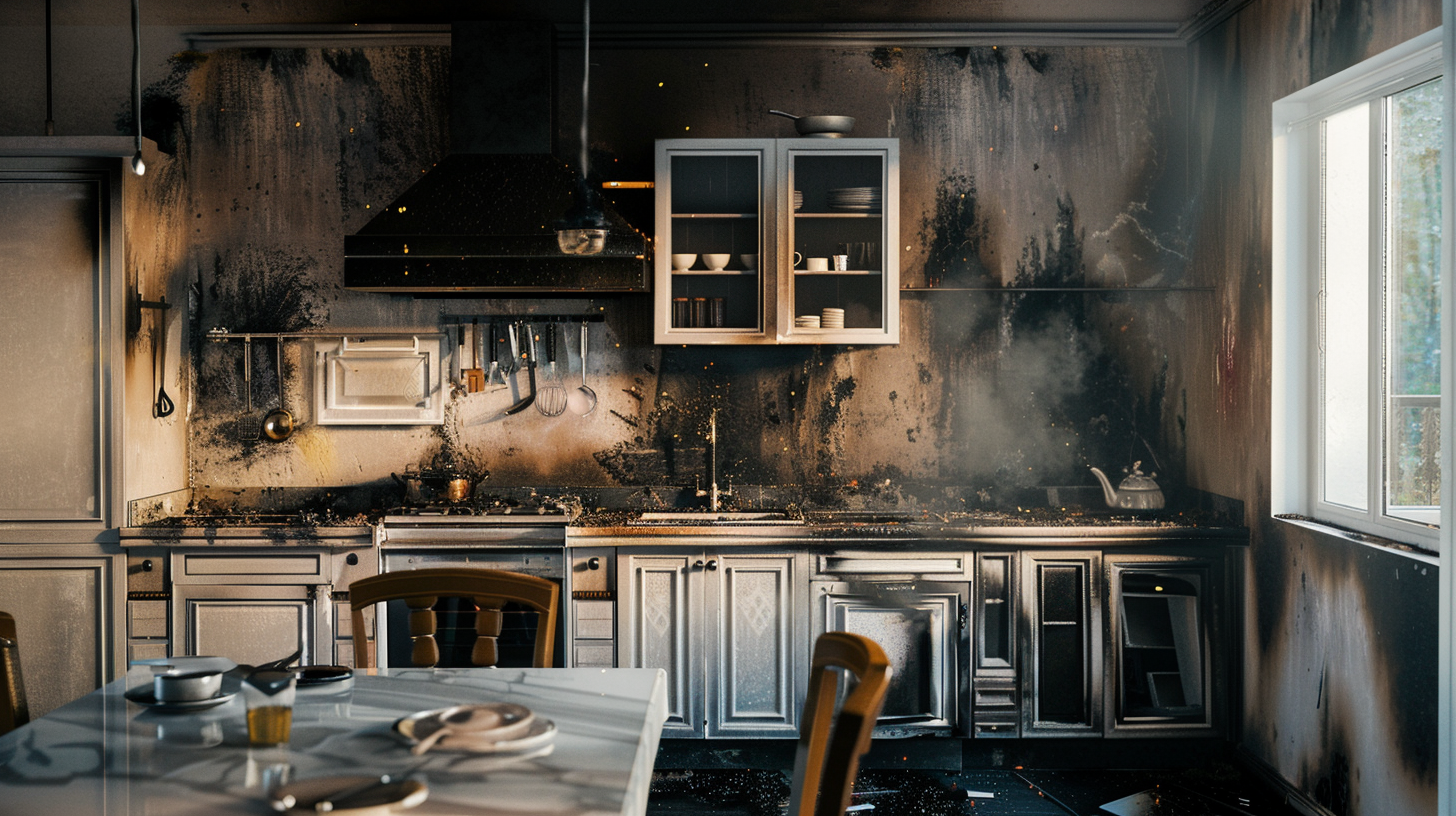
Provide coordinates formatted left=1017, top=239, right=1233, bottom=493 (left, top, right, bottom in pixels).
left=647, top=764, right=1306, bottom=816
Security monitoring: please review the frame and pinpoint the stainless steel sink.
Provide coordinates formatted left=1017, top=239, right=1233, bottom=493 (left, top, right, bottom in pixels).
left=631, top=511, right=803, bottom=525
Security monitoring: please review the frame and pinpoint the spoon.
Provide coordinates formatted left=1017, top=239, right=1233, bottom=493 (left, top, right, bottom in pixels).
left=261, top=340, right=294, bottom=442
left=567, top=320, right=598, bottom=416
left=410, top=703, right=534, bottom=755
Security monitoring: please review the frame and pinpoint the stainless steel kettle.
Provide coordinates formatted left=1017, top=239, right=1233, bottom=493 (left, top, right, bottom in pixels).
left=1089, top=461, right=1165, bottom=510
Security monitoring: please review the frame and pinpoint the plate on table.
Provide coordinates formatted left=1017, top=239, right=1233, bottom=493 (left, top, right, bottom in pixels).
left=269, top=775, right=428, bottom=815
left=123, top=686, right=237, bottom=713
left=295, top=665, right=353, bottom=686
left=394, top=703, right=556, bottom=754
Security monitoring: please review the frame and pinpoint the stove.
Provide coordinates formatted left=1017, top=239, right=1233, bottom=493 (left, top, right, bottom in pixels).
left=378, top=504, right=569, bottom=548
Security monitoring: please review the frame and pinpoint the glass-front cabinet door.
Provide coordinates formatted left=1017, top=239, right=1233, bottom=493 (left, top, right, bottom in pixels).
left=655, top=141, right=772, bottom=344
left=778, top=141, right=898, bottom=344
left=654, top=139, right=898, bottom=345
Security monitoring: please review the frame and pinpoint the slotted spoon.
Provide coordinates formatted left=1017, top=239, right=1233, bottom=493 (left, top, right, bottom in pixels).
left=535, top=323, right=568, bottom=417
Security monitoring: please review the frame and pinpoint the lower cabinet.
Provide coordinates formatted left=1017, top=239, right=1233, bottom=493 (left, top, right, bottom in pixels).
left=0, top=546, right=125, bottom=718
left=1021, top=551, right=1103, bottom=736
left=170, top=550, right=337, bottom=667
left=810, top=579, right=967, bottom=736
left=617, top=548, right=807, bottom=738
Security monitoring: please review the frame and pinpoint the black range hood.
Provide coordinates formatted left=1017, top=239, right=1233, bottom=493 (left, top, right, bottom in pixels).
left=344, top=21, right=649, bottom=296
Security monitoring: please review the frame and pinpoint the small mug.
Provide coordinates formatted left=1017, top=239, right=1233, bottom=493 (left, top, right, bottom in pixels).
left=806, top=257, right=829, bottom=272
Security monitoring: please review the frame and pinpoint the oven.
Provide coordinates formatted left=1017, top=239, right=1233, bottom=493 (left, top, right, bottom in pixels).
left=810, top=551, right=970, bottom=737
left=375, top=510, right=568, bottom=668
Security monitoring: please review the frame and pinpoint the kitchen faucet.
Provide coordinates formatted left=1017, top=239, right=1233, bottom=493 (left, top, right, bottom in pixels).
left=696, top=409, right=731, bottom=512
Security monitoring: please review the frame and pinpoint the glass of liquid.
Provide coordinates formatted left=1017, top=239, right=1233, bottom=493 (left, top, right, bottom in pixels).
left=243, top=669, right=297, bottom=747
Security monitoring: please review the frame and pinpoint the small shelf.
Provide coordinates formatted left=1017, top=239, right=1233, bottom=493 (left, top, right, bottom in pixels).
left=671, top=213, right=757, bottom=219
left=794, top=212, right=882, bottom=218
left=901, top=286, right=1216, bottom=293
left=671, top=269, right=758, bottom=276
left=794, top=270, right=882, bottom=276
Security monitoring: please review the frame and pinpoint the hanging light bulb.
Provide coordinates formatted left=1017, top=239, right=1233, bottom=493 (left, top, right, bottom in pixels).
left=555, top=0, right=605, bottom=254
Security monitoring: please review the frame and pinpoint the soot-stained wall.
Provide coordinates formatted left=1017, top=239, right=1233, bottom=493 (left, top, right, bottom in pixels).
left=1185, top=0, right=1440, bottom=813
left=161, top=42, right=1191, bottom=509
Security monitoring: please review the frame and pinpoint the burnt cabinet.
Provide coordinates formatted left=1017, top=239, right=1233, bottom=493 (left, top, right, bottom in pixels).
left=1021, top=551, right=1102, bottom=736
left=810, top=580, right=967, bottom=735
left=653, top=138, right=899, bottom=345
left=1105, top=553, right=1223, bottom=737
left=169, top=550, right=341, bottom=667
left=617, top=548, right=807, bottom=738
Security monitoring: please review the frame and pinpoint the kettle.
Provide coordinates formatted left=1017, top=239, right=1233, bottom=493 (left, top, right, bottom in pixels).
left=1089, top=461, right=1165, bottom=510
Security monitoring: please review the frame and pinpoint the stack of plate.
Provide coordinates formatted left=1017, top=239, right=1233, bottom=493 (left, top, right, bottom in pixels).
left=827, top=187, right=881, bottom=211
left=793, top=190, right=804, bottom=211
left=820, top=308, right=845, bottom=329
left=795, top=315, right=821, bottom=328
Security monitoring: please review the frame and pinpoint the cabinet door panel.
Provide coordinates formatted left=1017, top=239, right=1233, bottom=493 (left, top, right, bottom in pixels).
left=617, top=552, right=702, bottom=738
left=174, top=585, right=321, bottom=666
left=0, top=556, right=116, bottom=717
left=0, top=176, right=106, bottom=520
left=1021, top=552, right=1101, bottom=736
left=812, top=580, right=964, bottom=735
left=708, top=554, right=802, bottom=737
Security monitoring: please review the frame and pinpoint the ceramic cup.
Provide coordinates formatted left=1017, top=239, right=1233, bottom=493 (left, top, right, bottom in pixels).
left=154, top=670, right=222, bottom=703
left=671, top=253, right=696, bottom=271
left=703, top=253, right=731, bottom=271
left=806, top=257, right=830, bottom=272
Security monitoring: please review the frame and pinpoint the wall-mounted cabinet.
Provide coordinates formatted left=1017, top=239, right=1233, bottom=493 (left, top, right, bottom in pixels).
left=654, top=139, right=899, bottom=345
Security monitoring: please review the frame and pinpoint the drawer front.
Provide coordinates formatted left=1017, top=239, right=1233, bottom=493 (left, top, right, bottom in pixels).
left=175, top=553, right=328, bottom=583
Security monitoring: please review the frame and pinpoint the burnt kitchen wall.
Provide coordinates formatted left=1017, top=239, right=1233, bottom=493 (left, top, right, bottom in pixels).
left=1184, top=0, right=1440, bottom=814
left=155, top=40, right=1192, bottom=510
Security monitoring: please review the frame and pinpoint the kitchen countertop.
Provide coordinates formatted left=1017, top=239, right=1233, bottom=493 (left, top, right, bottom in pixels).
left=120, top=507, right=1246, bottom=548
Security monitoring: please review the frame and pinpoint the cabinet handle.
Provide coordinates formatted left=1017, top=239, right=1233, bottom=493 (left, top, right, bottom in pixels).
left=141, top=559, right=153, bottom=572
left=588, top=557, right=601, bottom=570
left=705, top=560, right=718, bottom=571
left=694, top=560, right=705, bottom=569
left=959, top=603, right=969, bottom=632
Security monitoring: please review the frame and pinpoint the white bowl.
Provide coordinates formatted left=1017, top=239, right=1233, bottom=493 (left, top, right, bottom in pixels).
left=671, top=253, right=696, bottom=271
left=703, top=253, right=731, bottom=271
left=155, top=671, right=223, bottom=702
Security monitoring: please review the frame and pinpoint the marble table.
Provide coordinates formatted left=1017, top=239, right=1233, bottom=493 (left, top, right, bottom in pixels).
left=0, top=665, right=669, bottom=816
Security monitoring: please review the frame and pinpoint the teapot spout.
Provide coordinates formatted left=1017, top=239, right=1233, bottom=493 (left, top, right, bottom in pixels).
left=1089, top=467, right=1119, bottom=507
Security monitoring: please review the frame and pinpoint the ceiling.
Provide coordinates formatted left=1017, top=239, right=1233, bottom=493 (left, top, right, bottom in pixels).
left=10, top=0, right=1221, bottom=31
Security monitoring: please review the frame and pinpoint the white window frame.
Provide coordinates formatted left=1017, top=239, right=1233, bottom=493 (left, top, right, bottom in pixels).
left=1272, top=27, right=1444, bottom=552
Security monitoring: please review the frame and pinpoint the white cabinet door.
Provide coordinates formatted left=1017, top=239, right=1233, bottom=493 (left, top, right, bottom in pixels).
left=174, top=584, right=326, bottom=667
left=0, top=551, right=122, bottom=717
left=706, top=553, right=805, bottom=738
left=617, top=551, right=703, bottom=738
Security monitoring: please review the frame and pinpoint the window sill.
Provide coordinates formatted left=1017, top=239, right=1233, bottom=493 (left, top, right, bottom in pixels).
left=1272, top=514, right=1439, bottom=563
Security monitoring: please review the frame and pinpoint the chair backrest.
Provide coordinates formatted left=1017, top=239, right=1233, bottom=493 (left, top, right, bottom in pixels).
left=348, top=568, right=559, bottom=669
left=0, top=611, right=29, bottom=736
left=788, top=632, right=892, bottom=816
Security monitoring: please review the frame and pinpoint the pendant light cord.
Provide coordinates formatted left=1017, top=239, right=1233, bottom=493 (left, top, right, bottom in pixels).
left=579, top=0, right=590, bottom=181
left=130, top=0, right=145, bottom=174
left=44, top=0, right=53, bottom=135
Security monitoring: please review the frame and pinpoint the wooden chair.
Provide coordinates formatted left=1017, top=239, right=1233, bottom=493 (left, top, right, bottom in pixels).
left=348, top=568, right=559, bottom=669
left=0, top=611, right=29, bottom=736
left=787, top=632, right=892, bottom=816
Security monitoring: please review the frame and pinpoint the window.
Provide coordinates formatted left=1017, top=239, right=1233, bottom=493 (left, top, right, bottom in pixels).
left=1273, top=29, right=1443, bottom=549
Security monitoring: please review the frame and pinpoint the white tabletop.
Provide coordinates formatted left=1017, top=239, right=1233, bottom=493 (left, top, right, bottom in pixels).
left=0, top=665, right=669, bottom=816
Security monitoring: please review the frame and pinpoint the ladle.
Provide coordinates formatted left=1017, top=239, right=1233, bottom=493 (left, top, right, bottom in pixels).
left=568, top=320, right=598, bottom=416
left=261, top=340, right=294, bottom=442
